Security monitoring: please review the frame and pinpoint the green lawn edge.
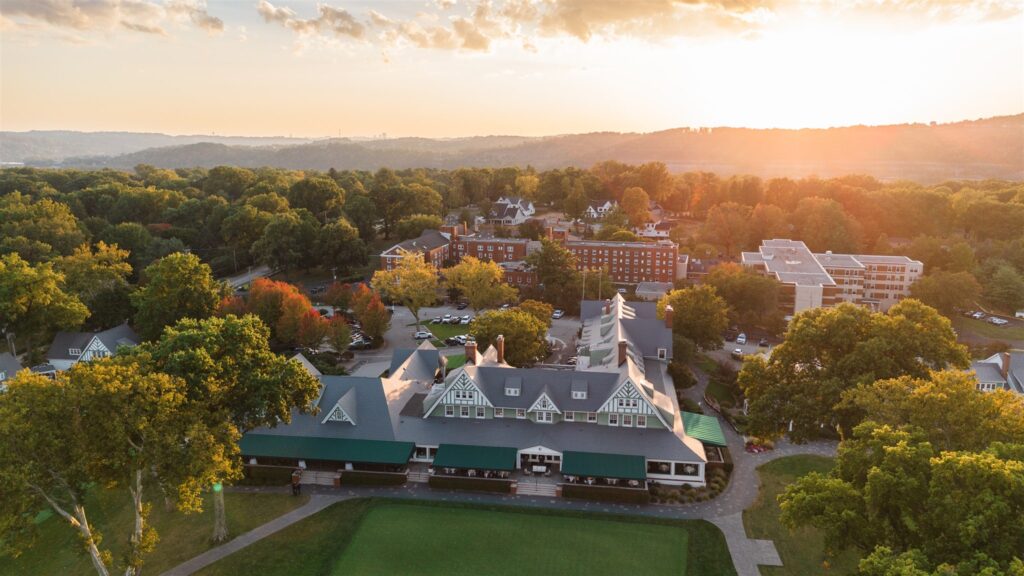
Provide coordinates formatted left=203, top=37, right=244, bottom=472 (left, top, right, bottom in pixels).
left=742, top=455, right=859, bottom=576
left=197, top=498, right=737, bottom=576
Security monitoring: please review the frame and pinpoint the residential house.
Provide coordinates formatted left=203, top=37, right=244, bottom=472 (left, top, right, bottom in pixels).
left=584, top=200, right=617, bottom=220
left=495, top=196, right=535, bottom=217
left=45, top=324, right=140, bottom=372
left=634, top=220, right=673, bottom=239
left=969, top=352, right=1024, bottom=394
left=489, top=197, right=534, bottom=226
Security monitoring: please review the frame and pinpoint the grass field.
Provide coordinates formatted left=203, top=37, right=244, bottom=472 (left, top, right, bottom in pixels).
left=0, top=490, right=309, bottom=576
left=954, top=316, right=1024, bottom=341
left=743, top=456, right=859, bottom=576
left=445, top=353, right=467, bottom=370
left=198, top=499, right=737, bottom=576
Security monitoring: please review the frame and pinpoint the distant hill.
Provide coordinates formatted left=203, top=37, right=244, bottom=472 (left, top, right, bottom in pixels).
left=9, top=115, right=1023, bottom=182
left=0, top=130, right=313, bottom=164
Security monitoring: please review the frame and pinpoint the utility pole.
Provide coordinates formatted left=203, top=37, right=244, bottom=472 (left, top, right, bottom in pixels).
left=4, top=331, right=15, bottom=356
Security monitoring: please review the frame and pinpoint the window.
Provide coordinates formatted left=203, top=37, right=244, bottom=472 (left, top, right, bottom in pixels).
left=454, top=390, right=475, bottom=401
left=505, top=387, right=520, bottom=397
left=445, top=405, right=454, bottom=417
left=68, top=348, right=82, bottom=356
left=609, top=414, right=619, bottom=426
left=476, top=406, right=485, bottom=418
left=460, top=406, right=470, bottom=418
left=623, top=414, right=633, bottom=427
left=516, top=409, right=526, bottom=419
left=564, top=411, right=574, bottom=421
left=637, top=415, right=646, bottom=428
left=657, top=348, right=667, bottom=360
left=587, top=412, right=597, bottom=423
left=572, top=390, right=587, bottom=400
left=536, top=411, right=553, bottom=423
left=494, top=408, right=504, bottom=417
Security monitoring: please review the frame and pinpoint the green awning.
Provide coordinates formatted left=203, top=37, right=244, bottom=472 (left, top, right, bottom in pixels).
left=240, top=434, right=414, bottom=465
left=681, top=411, right=727, bottom=447
left=561, top=451, right=646, bottom=480
left=432, top=444, right=517, bottom=471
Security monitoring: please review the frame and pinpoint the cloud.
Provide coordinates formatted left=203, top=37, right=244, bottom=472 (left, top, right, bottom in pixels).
left=256, top=1, right=364, bottom=38
left=0, top=0, right=223, bottom=36
left=255, top=0, right=1022, bottom=53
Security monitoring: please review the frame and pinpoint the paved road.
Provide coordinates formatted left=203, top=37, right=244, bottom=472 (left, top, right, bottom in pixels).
left=221, top=265, right=272, bottom=289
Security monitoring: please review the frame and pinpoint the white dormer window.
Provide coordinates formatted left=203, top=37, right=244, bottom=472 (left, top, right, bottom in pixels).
left=536, top=411, right=553, bottom=423
left=572, top=390, right=587, bottom=400
left=69, top=348, right=82, bottom=356
left=505, top=387, right=520, bottom=397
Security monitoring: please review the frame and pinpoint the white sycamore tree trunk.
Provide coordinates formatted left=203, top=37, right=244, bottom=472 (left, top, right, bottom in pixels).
left=33, top=485, right=110, bottom=576
left=212, top=488, right=228, bottom=543
left=125, top=469, right=145, bottom=576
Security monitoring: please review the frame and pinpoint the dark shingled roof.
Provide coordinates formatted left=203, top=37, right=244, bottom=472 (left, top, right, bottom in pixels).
left=0, top=352, right=22, bottom=381
left=46, top=324, right=139, bottom=361
left=384, top=230, right=450, bottom=255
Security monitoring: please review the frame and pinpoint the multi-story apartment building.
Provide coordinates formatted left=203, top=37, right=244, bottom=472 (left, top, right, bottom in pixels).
left=453, top=236, right=531, bottom=264
left=380, top=229, right=452, bottom=271
left=565, top=239, right=679, bottom=284
left=742, top=239, right=923, bottom=315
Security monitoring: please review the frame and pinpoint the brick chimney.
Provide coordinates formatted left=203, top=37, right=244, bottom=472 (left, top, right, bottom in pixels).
left=618, top=340, right=628, bottom=366
left=1001, top=352, right=1011, bottom=379
left=664, top=304, right=674, bottom=329
left=465, top=341, right=477, bottom=365
left=495, top=335, right=505, bottom=364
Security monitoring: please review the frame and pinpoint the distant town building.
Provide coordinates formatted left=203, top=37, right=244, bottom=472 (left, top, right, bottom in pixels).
left=566, top=240, right=679, bottom=284
left=584, top=200, right=616, bottom=220
left=380, top=229, right=452, bottom=271
left=742, top=239, right=923, bottom=316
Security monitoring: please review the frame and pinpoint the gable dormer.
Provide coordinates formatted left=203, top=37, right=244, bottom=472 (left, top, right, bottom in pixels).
left=504, top=376, right=522, bottom=397
left=598, top=378, right=669, bottom=427
left=423, top=370, right=492, bottom=418
left=321, top=388, right=357, bottom=425
left=571, top=379, right=588, bottom=400
left=528, top=390, right=561, bottom=414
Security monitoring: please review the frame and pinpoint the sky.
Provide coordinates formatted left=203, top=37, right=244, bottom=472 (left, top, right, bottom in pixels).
left=1, top=0, right=1022, bottom=138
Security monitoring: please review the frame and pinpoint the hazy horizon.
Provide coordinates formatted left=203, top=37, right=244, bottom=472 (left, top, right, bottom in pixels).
left=2, top=1, right=1022, bottom=139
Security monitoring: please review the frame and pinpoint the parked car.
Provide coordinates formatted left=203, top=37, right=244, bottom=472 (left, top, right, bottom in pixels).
left=456, top=302, right=469, bottom=310
left=414, top=330, right=433, bottom=340
left=989, top=317, right=1010, bottom=326
left=736, top=333, right=747, bottom=345
left=444, top=336, right=461, bottom=346
left=500, top=304, right=510, bottom=311
left=731, top=348, right=743, bottom=360
left=348, top=339, right=372, bottom=350
left=552, top=309, right=565, bottom=319
left=442, top=314, right=452, bottom=323
left=971, top=311, right=986, bottom=320
left=460, top=315, right=471, bottom=325
left=758, top=337, right=769, bottom=347
left=431, top=317, right=442, bottom=324
left=617, top=288, right=627, bottom=294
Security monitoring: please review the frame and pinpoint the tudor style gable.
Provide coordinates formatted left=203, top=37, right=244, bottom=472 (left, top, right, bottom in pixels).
left=527, top=391, right=561, bottom=414
left=424, top=370, right=492, bottom=418
left=598, top=379, right=669, bottom=427
left=79, top=336, right=111, bottom=362
left=321, top=388, right=357, bottom=425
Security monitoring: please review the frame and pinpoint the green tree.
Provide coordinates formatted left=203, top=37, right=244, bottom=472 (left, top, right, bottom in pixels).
left=317, top=219, right=367, bottom=276
left=443, top=256, right=518, bottom=313
left=791, top=197, right=862, bottom=253
left=0, top=191, right=87, bottom=261
left=138, top=314, right=321, bottom=541
left=220, top=205, right=273, bottom=269
left=203, top=166, right=254, bottom=200
left=55, top=242, right=134, bottom=329
left=0, top=253, right=88, bottom=355
left=909, top=271, right=982, bottom=315
left=372, top=249, right=439, bottom=328
left=250, top=209, right=320, bottom=272
left=470, top=309, right=548, bottom=367
left=739, top=301, right=970, bottom=441
left=563, top=180, right=589, bottom=221
left=326, top=315, right=352, bottom=353
left=518, top=219, right=546, bottom=240
left=395, top=214, right=443, bottom=240
left=343, top=193, right=378, bottom=242
left=746, top=203, right=789, bottom=247
left=518, top=299, right=554, bottom=328
left=0, top=362, right=236, bottom=576
left=656, top=285, right=730, bottom=359
left=526, top=240, right=582, bottom=312
left=985, top=265, right=1024, bottom=312
left=131, top=253, right=226, bottom=341
left=705, top=262, right=782, bottom=329
left=620, top=186, right=651, bottom=227
left=287, top=177, right=345, bottom=223
left=700, top=202, right=752, bottom=258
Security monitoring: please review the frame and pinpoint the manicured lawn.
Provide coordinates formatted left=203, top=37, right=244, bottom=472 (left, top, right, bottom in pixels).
left=408, top=320, right=471, bottom=340
left=445, top=353, right=467, bottom=370
left=198, top=499, right=736, bottom=576
left=0, top=490, right=308, bottom=576
left=743, top=456, right=859, bottom=576
left=953, top=316, right=1024, bottom=341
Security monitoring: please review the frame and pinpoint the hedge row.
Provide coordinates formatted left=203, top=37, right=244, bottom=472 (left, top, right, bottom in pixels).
left=561, top=483, right=651, bottom=504
left=428, top=475, right=513, bottom=493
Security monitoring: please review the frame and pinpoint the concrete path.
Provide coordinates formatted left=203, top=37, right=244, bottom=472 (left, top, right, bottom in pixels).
left=159, top=494, right=341, bottom=576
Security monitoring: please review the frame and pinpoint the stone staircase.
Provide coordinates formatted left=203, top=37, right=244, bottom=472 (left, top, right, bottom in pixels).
left=408, top=471, right=431, bottom=483
left=298, top=470, right=338, bottom=486
left=516, top=482, right=558, bottom=497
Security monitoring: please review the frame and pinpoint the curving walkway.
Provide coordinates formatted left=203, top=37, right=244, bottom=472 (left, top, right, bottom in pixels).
left=161, top=361, right=836, bottom=576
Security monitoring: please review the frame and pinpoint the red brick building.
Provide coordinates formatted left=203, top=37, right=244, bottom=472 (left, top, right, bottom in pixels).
left=564, top=239, right=679, bottom=284
left=454, top=236, right=529, bottom=264
left=379, top=230, right=452, bottom=271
